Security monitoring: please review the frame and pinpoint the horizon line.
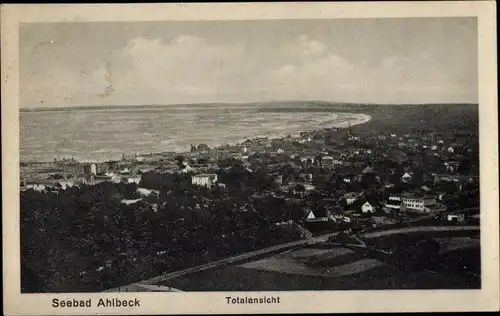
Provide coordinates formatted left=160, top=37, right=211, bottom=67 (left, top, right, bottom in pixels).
left=20, top=100, right=479, bottom=111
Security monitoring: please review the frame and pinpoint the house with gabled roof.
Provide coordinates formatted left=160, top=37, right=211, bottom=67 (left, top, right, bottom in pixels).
left=305, top=209, right=331, bottom=222
left=361, top=201, right=376, bottom=214
left=304, top=208, right=337, bottom=233
left=401, top=172, right=413, bottom=183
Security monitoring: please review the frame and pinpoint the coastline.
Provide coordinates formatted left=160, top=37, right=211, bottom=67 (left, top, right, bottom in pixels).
left=213, top=112, right=372, bottom=151
left=20, top=112, right=372, bottom=164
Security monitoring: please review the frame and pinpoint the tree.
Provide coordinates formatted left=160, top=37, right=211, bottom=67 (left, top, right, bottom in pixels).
left=197, top=144, right=210, bottom=151
left=20, top=168, right=304, bottom=293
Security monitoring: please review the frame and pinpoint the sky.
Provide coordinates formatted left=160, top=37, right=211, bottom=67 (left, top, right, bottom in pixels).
left=20, top=18, right=478, bottom=108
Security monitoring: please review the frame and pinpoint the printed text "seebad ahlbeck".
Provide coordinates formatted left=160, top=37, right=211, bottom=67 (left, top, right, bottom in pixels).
left=52, top=298, right=140, bottom=308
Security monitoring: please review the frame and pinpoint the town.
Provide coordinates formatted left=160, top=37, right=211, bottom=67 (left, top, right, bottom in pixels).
left=20, top=104, right=480, bottom=292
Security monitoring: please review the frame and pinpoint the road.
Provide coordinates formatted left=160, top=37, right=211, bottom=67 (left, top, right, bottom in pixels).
left=139, top=231, right=340, bottom=285
left=104, top=230, right=340, bottom=292
left=104, top=208, right=480, bottom=292
left=360, top=225, right=480, bottom=239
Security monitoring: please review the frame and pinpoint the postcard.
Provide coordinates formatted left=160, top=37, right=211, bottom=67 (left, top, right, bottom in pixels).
left=2, top=2, right=499, bottom=314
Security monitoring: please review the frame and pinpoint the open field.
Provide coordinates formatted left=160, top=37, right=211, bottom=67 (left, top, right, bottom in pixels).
left=156, top=238, right=480, bottom=291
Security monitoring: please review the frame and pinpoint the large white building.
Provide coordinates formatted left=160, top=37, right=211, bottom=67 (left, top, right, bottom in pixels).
left=385, top=194, right=446, bottom=213
left=400, top=194, right=444, bottom=213
left=192, top=174, right=218, bottom=187
left=385, top=196, right=401, bottom=210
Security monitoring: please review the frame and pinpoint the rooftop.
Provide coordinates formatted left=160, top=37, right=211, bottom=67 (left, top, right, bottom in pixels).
left=193, top=173, right=217, bottom=177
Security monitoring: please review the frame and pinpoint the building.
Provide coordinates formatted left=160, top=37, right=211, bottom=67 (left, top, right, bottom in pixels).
left=401, top=172, right=413, bottom=183
left=23, top=184, right=47, bottom=192
left=362, top=166, right=375, bottom=175
left=79, top=163, right=98, bottom=183
left=121, top=198, right=144, bottom=206
left=274, top=174, right=283, bottom=185
left=55, top=180, right=76, bottom=190
left=136, top=188, right=160, bottom=197
left=385, top=196, right=401, bottom=210
left=299, top=131, right=309, bottom=139
left=445, top=213, right=465, bottom=223
left=361, top=201, right=376, bottom=214
left=306, top=210, right=329, bottom=222
left=304, top=209, right=337, bottom=232
left=444, top=161, right=460, bottom=173
left=109, top=174, right=122, bottom=183
left=127, top=176, right=142, bottom=184
left=344, top=192, right=361, bottom=205
left=305, top=208, right=337, bottom=225
left=192, top=174, right=218, bottom=187
left=321, top=156, right=335, bottom=168
left=372, top=216, right=398, bottom=225
left=400, top=194, right=440, bottom=213
left=289, top=182, right=317, bottom=196
left=62, top=162, right=85, bottom=177
left=298, top=173, right=313, bottom=183
left=300, top=156, right=317, bottom=168
left=321, top=156, right=342, bottom=168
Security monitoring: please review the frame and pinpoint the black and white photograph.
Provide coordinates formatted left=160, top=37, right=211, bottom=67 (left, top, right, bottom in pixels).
left=2, top=2, right=499, bottom=315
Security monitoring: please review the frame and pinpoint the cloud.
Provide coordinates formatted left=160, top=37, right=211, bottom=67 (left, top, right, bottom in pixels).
left=102, top=35, right=254, bottom=103
left=266, top=48, right=356, bottom=100
left=21, top=30, right=477, bottom=107
left=266, top=43, right=475, bottom=104
left=22, top=61, right=115, bottom=106
left=297, top=35, right=327, bottom=57
left=381, top=56, right=400, bottom=68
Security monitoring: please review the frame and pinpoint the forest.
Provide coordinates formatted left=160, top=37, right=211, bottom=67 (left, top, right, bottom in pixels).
left=21, top=168, right=306, bottom=292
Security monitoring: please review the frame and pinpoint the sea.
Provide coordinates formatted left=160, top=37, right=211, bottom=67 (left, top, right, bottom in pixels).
left=20, top=106, right=371, bottom=163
